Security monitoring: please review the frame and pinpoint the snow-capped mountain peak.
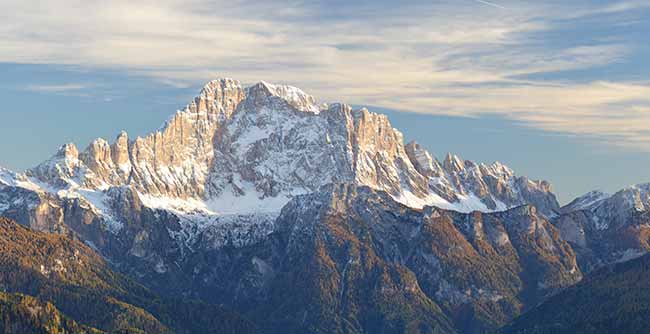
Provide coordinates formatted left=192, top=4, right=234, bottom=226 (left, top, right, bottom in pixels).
left=562, top=190, right=611, bottom=212
left=251, top=81, right=321, bottom=114
left=554, top=184, right=650, bottom=268
left=559, top=183, right=650, bottom=235
left=1, top=78, right=560, bottom=247
left=563, top=184, right=650, bottom=218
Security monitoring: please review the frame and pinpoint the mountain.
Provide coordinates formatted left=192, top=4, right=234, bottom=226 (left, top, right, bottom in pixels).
left=498, top=251, right=650, bottom=334
left=158, top=184, right=580, bottom=333
left=0, top=78, right=619, bottom=333
left=0, top=78, right=559, bottom=262
left=0, top=78, right=558, bottom=218
left=0, top=217, right=256, bottom=334
left=554, top=184, right=650, bottom=271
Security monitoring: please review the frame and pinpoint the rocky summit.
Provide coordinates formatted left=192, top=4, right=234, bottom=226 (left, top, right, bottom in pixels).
left=0, top=78, right=558, bottom=235
left=0, top=78, right=648, bottom=333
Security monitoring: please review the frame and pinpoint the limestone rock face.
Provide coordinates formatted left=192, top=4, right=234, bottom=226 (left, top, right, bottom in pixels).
left=405, top=141, right=444, bottom=177
left=119, top=79, right=245, bottom=198
left=111, top=131, right=130, bottom=165
left=206, top=98, right=430, bottom=209
left=28, top=78, right=246, bottom=199
left=405, top=142, right=560, bottom=216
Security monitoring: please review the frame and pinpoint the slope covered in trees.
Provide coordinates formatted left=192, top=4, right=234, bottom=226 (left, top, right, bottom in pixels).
left=0, top=217, right=256, bottom=334
left=0, top=292, right=101, bottom=334
left=499, top=252, right=650, bottom=334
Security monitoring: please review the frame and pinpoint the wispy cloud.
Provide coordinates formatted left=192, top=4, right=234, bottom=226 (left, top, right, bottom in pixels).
left=569, top=0, right=650, bottom=18
left=472, top=0, right=506, bottom=10
left=0, top=0, right=648, bottom=150
left=368, top=81, right=650, bottom=150
left=23, top=83, right=86, bottom=93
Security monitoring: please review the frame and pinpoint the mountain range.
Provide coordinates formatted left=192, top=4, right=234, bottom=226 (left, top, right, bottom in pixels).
left=0, top=78, right=648, bottom=333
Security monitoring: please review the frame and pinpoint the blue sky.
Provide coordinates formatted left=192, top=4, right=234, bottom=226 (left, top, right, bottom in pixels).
left=0, top=0, right=649, bottom=203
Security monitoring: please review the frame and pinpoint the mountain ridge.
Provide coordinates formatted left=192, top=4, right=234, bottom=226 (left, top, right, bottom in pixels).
left=174, top=183, right=580, bottom=333
left=1, top=78, right=559, bottom=219
left=553, top=183, right=650, bottom=271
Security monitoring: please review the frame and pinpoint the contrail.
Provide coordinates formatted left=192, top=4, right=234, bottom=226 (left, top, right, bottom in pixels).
left=473, top=0, right=506, bottom=9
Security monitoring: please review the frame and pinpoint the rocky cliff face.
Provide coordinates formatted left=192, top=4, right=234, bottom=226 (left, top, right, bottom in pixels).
left=405, top=142, right=559, bottom=216
left=554, top=184, right=650, bottom=271
left=28, top=78, right=245, bottom=198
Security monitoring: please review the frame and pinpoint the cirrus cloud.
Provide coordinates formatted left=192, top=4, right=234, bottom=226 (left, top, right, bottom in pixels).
left=0, top=0, right=648, bottom=150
